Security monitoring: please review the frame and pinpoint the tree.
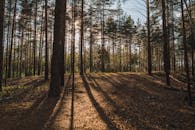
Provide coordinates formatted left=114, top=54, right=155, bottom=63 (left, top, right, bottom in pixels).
left=0, top=0, right=5, bottom=91
left=49, top=0, right=65, bottom=97
left=181, top=0, right=192, bottom=106
left=33, top=0, right=38, bottom=75
left=44, top=0, right=48, bottom=80
left=80, top=0, right=84, bottom=75
left=162, top=0, right=170, bottom=86
left=147, top=0, right=152, bottom=75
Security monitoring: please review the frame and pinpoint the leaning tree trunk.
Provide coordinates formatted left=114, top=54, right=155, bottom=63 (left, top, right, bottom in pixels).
left=0, top=0, right=5, bottom=91
left=49, top=0, right=65, bottom=97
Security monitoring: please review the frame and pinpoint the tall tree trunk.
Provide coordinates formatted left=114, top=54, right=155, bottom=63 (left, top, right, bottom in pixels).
left=162, top=0, right=170, bottom=86
left=71, top=0, right=76, bottom=90
left=147, top=0, right=152, bottom=75
left=60, top=0, right=66, bottom=86
left=0, top=0, right=5, bottom=91
left=5, top=0, right=12, bottom=85
left=33, top=0, right=38, bottom=75
left=49, top=0, right=65, bottom=97
left=181, top=0, right=192, bottom=106
left=89, top=6, right=93, bottom=73
left=38, top=10, right=44, bottom=76
left=12, top=35, right=16, bottom=78
left=183, top=0, right=195, bottom=76
left=80, top=0, right=84, bottom=75
left=44, top=0, right=48, bottom=80
left=19, top=28, right=24, bottom=77
left=101, top=1, right=105, bottom=72
left=8, top=0, right=17, bottom=78
left=64, top=0, right=67, bottom=74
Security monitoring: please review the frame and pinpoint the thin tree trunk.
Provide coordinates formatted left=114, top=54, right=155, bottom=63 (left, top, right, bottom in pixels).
left=5, top=0, right=12, bottom=85
left=80, top=0, right=84, bottom=75
left=45, top=0, right=48, bottom=80
left=71, top=0, right=76, bottom=91
left=12, top=35, right=16, bottom=78
left=19, top=28, right=24, bottom=77
left=64, top=0, right=67, bottom=74
left=147, top=0, right=152, bottom=75
left=101, top=2, right=105, bottom=72
left=0, top=0, right=5, bottom=91
left=33, top=0, right=38, bottom=75
left=89, top=5, right=93, bottom=73
left=38, top=10, right=44, bottom=76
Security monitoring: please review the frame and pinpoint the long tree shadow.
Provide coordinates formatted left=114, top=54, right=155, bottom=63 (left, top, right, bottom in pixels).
left=70, top=75, right=75, bottom=130
left=13, top=95, right=59, bottom=130
left=87, top=74, right=156, bottom=129
left=44, top=75, right=72, bottom=129
left=82, top=75, right=118, bottom=130
left=9, top=76, right=71, bottom=130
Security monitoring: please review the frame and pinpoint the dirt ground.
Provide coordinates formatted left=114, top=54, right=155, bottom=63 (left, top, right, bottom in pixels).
left=0, top=73, right=195, bottom=130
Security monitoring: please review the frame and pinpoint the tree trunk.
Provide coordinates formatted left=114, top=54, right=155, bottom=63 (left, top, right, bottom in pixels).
left=162, top=0, right=170, bottom=86
left=38, top=10, right=44, bottom=76
left=33, top=0, right=38, bottom=75
left=181, top=0, right=192, bottom=106
left=49, top=0, right=65, bottom=97
left=0, top=0, right=5, bottom=91
left=44, top=0, right=48, bottom=80
left=101, top=2, right=105, bottom=72
left=71, top=0, right=76, bottom=90
left=80, top=0, right=84, bottom=75
left=5, top=0, right=12, bottom=85
left=89, top=6, right=93, bottom=73
left=147, top=0, right=152, bottom=75
left=60, top=0, right=66, bottom=86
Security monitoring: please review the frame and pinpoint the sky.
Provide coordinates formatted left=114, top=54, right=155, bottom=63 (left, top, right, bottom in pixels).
left=121, top=0, right=146, bottom=24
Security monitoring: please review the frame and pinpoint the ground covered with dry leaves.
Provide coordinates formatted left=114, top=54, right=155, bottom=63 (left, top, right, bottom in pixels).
left=0, top=73, right=195, bottom=130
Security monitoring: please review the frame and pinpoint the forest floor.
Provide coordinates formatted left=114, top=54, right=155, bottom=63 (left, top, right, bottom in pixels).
left=0, top=72, right=195, bottom=130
